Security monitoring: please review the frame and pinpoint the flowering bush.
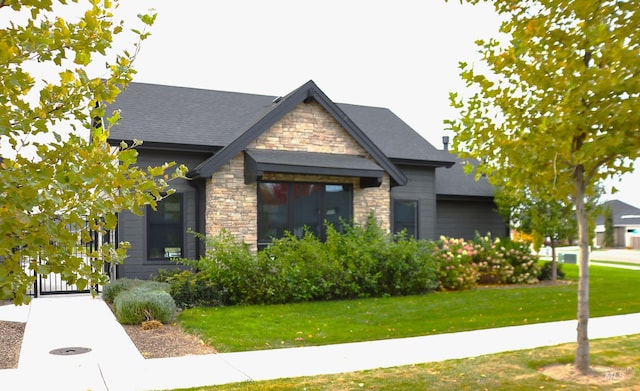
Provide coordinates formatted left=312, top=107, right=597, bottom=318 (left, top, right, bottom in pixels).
left=473, top=233, right=539, bottom=285
left=500, top=239, right=540, bottom=284
left=433, top=236, right=479, bottom=290
left=432, top=234, right=541, bottom=290
left=472, top=233, right=515, bottom=284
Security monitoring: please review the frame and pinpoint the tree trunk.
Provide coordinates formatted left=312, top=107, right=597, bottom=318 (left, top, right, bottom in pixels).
left=550, top=239, right=557, bottom=282
left=574, top=165, right=590, bottom=374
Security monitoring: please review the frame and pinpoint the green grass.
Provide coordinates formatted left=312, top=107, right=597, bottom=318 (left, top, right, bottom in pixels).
left=174, top=334, right=640, bottom=390
left=177, top=265, right=640, bottom=353
left=590, top=259, right=640, bottom=268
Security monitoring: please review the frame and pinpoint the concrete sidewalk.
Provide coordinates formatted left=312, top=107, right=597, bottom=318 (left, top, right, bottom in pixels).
left=1, top=296, right=640, bottom=391
left=538, top=246, right=640, bottom=265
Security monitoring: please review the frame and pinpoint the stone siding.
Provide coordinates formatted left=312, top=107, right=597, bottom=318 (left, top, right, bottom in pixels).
left=205, top=154, right=258, bottom=245
left=205, top=101, right=390, bottom=251
left=249, top=101, right=368, bottom=155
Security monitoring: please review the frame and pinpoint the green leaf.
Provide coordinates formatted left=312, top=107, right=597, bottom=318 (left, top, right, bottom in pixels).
left=0, top=0, right=178, bottom=302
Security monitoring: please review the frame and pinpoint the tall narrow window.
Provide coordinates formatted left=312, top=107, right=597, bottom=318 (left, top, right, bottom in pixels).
left=258, top=182, right=352, bottom=247
left=147, top=193, right=184, bottom=259
left=393, top=200, right=418, bottom=239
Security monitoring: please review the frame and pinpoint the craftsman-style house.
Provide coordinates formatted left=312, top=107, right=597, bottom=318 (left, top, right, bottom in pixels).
left=107, top=80, right=507, bottom=279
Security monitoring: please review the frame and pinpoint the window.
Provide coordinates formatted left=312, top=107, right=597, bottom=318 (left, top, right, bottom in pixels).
left=393, top=200, right=418, bottom=239
left=258, top=182, right=352, bottom=247
left=147, top=193, right=184, bottom=259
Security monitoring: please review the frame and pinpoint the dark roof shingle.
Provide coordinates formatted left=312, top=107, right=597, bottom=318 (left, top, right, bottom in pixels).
left=108, top=83, right=275, bottom=147
left=436, top=156, right=495, bottom=198
left=108, top=82, right=453, bottom=168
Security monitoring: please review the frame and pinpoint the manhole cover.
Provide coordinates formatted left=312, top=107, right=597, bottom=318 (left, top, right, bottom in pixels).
left=49, top=347, right=92, bottom=356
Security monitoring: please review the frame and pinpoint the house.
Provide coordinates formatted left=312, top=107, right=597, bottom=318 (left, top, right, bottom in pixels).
left=595, top=199, right=640, bottom=249
left=107, top=80, right=507, bottom=279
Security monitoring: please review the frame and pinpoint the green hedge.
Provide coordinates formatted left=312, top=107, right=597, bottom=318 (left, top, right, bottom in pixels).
left=153, top=269, right=225, bottom=308
left=164, top=214, right=439, bottom=307
left=157, top=216, right=540, bottom=307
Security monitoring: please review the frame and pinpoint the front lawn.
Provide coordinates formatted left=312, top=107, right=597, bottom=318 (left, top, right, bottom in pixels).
left=178, top=265, right=640, bottom=352
left=591, top=259, right=640, bottom=268
left=175, top=333, right=640, bottom=390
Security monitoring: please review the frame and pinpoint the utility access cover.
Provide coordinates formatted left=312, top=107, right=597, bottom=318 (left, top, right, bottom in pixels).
left=49, top=347, right=92, bottom=356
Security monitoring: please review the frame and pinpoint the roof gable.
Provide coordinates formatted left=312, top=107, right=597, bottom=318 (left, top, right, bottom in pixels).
left=189, top=80, right=408, bottom=186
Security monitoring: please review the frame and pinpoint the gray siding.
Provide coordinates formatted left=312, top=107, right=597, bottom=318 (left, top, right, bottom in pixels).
left=116, top=150, right=210, bottom=280
left=391, top=165, right=437, bottom=241
left=436, top=199, right=508, bottom=240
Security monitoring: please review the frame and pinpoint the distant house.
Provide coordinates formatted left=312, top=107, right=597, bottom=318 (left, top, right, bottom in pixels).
left=595, top=199, right=640, bottom=249
left=107, top=80, right=507, bottom=279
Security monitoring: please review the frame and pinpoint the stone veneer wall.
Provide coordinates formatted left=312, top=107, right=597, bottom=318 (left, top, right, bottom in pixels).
left=205, top=101, right=390, bottom=251
left=205, top=154, right=257, bottom=246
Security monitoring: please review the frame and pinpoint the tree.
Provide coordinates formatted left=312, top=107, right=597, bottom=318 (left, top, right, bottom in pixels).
left=446, top=0, right=640, bottom=374
left=497, top=189, right=576, bottom=281
left=0, top=0, right=187, bottom=304
left=602, top=205, right=615, bottom=248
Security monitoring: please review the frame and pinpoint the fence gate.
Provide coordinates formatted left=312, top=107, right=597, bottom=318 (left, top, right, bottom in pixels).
left=25, top=224, right=116, bottom=297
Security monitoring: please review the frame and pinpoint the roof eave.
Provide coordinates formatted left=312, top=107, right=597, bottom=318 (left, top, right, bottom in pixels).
left=108, top=139, right=221, bottom=154
left=391, top=158, right=455, bottom=168
left=437, top=194, right=496, bottom=201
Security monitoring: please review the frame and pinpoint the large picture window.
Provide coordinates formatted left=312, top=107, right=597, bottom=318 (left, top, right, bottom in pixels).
left=147, top=193, right=184, bottom=260
left=258, top=182, right=352, bottom=247
left=393, top=199, right=418, bottom=239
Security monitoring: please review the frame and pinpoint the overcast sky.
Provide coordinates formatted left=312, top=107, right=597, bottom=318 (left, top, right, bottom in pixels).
left=17, top=1, right=640, bottom=206
left=113, top=0, right=495, bottom=147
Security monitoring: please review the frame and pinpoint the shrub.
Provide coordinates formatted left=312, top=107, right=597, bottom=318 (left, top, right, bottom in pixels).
left=188, top=229, right=259, bottom=305
left=323, top=214, right=388, bottom=298
left=113, top=287, right=177, bottom=325
left=538, top=261, right=565, bottom=280
left=258, top=229, right=339, bottom=303
left=470, top=233, right=506, bottom=284
left=152, top=268, right=186, bottom=283
left=169, top=218, right=545, bottom=304
left=103, top=278, right=171, bottom=304
left=433, top=236, right=479, bottom=290
left=499, top=239, right=540, bottom=284
left=430, top=234, right=539, bottom=290
left=171, top=214, right=441, bottom=305
left=155, top=269, right=226, bottom=308
left=102, top=278, right=142, bottom=303
left=378, top=237, right=439, bottom=296
left=469, top=233, right=540, bottom=285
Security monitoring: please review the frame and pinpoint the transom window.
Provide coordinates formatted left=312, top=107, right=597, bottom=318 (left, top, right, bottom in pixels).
left=258, top=182, right=353, bottom=247
left=147, top=193, right=184, bottom=260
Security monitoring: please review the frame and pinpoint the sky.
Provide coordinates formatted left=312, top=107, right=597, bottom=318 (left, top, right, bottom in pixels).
left=11, top=0, right=640, bottom=207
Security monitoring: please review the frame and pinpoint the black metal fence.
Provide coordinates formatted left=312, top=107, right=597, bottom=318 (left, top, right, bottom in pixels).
left=20, top=223, right=116, bottom=297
